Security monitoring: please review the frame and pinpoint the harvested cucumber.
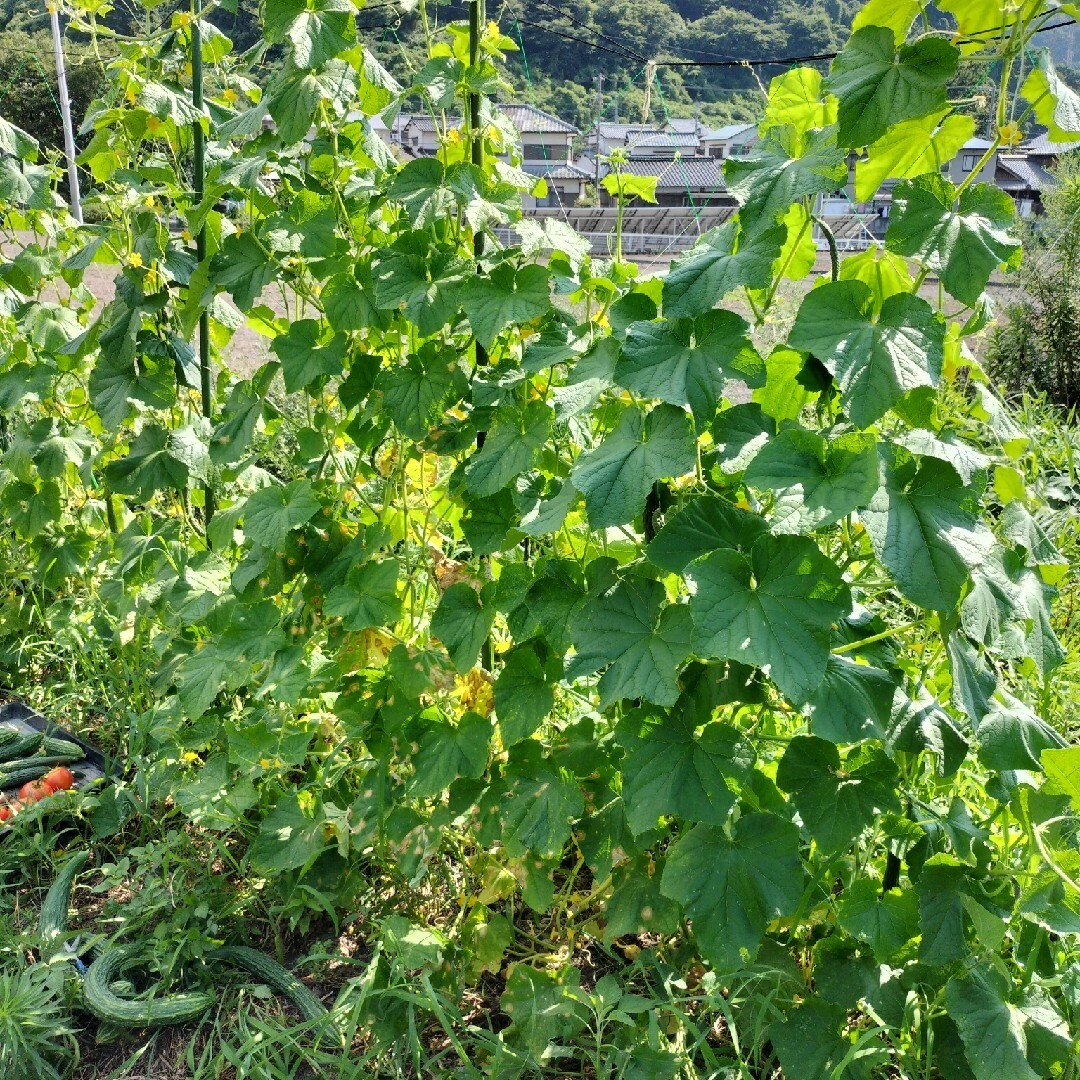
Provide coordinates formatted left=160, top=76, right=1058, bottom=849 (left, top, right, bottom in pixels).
left=41, top=737, right=83, bottom=758
left=0, top=728, right=19, bottom=750
left=208, top=945, right=328, bottom=1023
left=0, top=755, right=82, bottom=791
left=0, top=731, right=43, bottom=762
left=83, top=944, right=214, bottom=1027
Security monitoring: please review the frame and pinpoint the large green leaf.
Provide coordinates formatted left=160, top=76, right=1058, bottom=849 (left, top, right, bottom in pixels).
left=271, top=319, right=347, bottom=392
left=264, top=0, right=356, bottom=69
left=724, top=127, right=848, bottom=237
left=210, top=232, right=277, bottom=310
left=661, top=814, right=804, bottom=970
left=616, top=711, right=755, bottom=834
left=945, top=967, right=1040, bottom=1080
left=769, top=999, right=859, bottom=1080
left=860, top=452, right=993, bottom=612
left=976, top=695, right=1065, bottom=773
left=788, top=280, right=943, bottom=427
left=431, top=582, right=495, bottom=673
left=267, top=59, right=357, bottom=144
left=825, top=26, right=958, bottom=147
left=776, top=736, right=900, bottom=850
left=917, top=854, right=969, bottom=965
left=568, top=577, right=692, bottom=709
left=661, top=221, right=785, bottom=318
left=571, top=405, right=696, bottom=530
left=688, top=534, right=850, bottom=703
left=647, top=495, right=767, bottom=572
left=837, top=878, right=920, bottom=962
left=851, top=0, right=925, bottom=44
left=856, top=110, right=976, bottom=202
left=464, top=402, right=553, bottom=497
left=104, top=425, right=210, bottom=498
left=243, top=479, right=321, bottom=549
left=495, top=646, right=561, bottom=744
left=806, top=655, right=897, bottom=743
left=323, top=559, right=401, bottom=630
left=90, top=357, right=176, bottom=429
left=615, top=311, right=762, bottom=430
left=460, top=262, right=552, bottom=350
left=887, top=175, right=1020, bottom=306
left=373, top=245, right=469, bottom=335
left=744, top=426, right=879, bottom=533
left=499, top=766, right=585, bottom=858
left=1020, top=48, right=1080, bottom=141
left=376, top=346, right=463, bottom=441
left=248, top=794, right=327, bottom=874
left=408, top=712, right=491, bottom=797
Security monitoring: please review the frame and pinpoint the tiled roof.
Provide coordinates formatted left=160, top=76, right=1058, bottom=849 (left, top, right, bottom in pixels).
left=630, top=131, right=700, bottom=149
left=609, top=156, right=725, bottom=191
left=590, top=122, right=658, bottom=138
left=541, top=163, right=594, bottom=180
left=404, top=115, right=461, bottom=133
left=497, top=103, right=579, bottom=135
left=666, top=117, right=700, bottom=134
left=997, top=154, right=1055, bottom=191
left=1022, top=131, right=1080, bottom=156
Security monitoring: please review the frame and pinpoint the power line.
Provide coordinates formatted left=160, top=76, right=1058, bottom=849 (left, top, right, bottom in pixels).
left=528, top=0, right=646, bottom=64
left=512, top=14, right=1078, bottom=73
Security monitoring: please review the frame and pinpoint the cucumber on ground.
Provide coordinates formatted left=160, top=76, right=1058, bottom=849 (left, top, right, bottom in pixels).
left=0, top=731, right=43, bottom=762
left=0, top=728, right=20, bottom=750
left=208, top=945, right=328, bottom=1023
left=39, top=849, right=90, bottom=941
left=83, top=945, right=214, bottom=1027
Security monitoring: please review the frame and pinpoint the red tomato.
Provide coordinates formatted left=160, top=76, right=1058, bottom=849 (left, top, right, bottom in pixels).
left=42, top=767, right=75, bottom=792
left=0, top=799, right=23, bottom=821
left=19, top=779, right=55, bottom=803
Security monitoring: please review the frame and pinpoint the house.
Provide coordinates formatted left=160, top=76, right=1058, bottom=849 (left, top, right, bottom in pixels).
left=399, top=114, right=460, bottom=156
left=948, top=136, right=997, bottom=186
left=598, top=156, right=734, bottom=208
left=582, top=121, right=662, bottom=157
left=494, top=104, right=590, bottom=209
left=700, top=123, right=758, bottom=159
left=996, top=154, right=1053, bottom=217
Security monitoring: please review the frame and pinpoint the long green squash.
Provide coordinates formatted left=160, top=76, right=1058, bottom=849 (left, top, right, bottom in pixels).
left=38, top=849, right=90, bottom=941
left=208, top=945, right=328, bottom=1023
left=83, top=945, right=214, bottom=1027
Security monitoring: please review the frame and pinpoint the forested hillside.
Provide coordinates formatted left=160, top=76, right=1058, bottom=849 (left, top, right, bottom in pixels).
left=2, top=0, right=1080, bottom=146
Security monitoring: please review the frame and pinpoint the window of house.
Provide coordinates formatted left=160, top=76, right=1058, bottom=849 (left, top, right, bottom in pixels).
left=962, top=153, right=979, bottom=171
left=522, top=142, right=568, bottom=161
left=709, top=146, right=723, bottom=158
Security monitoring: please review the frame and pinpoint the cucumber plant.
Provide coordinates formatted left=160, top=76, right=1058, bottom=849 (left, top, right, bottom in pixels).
left=1, top=0, right=1080, bottom=1073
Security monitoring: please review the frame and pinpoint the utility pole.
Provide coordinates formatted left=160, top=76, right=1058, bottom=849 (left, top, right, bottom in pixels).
left=593, top=73, right=603, bottom=194
left=48, top=2, right=82, bottom=223
left=191, top=0, right=214, bottom=531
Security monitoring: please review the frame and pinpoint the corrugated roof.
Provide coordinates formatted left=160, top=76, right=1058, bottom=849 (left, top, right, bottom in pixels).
left=666, top=117, right=700, bottom=134
left=610, top=156, right=726, bottom=191
left=702, top=123, right=756, bottom=141
left=1022, top=131, right=1080, bottom=156
left=542, top=163, right=594, bottom=180
left=497, top=103, right=579, bottom=135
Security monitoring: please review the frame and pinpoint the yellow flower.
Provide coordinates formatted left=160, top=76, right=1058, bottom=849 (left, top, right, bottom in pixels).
left=223, top=87, right=238, bottom=104
left=446, top=128, right=462, bottom=145
left=145, top=116, right=162, bottom=134
left=143, top=195, right=156, bottom=208
left=182, top=751, right=200, bottom=763
left=175, top=11, right=191, bottom=27
left=451, top=668, right=494, bottom=717
left=125, top=252, right=144, bottom=268
left=182, top=229, right=193, bottom=244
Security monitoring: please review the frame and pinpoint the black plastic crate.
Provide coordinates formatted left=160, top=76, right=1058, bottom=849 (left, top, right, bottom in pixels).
left=0, top=699, right=110, bottom=802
